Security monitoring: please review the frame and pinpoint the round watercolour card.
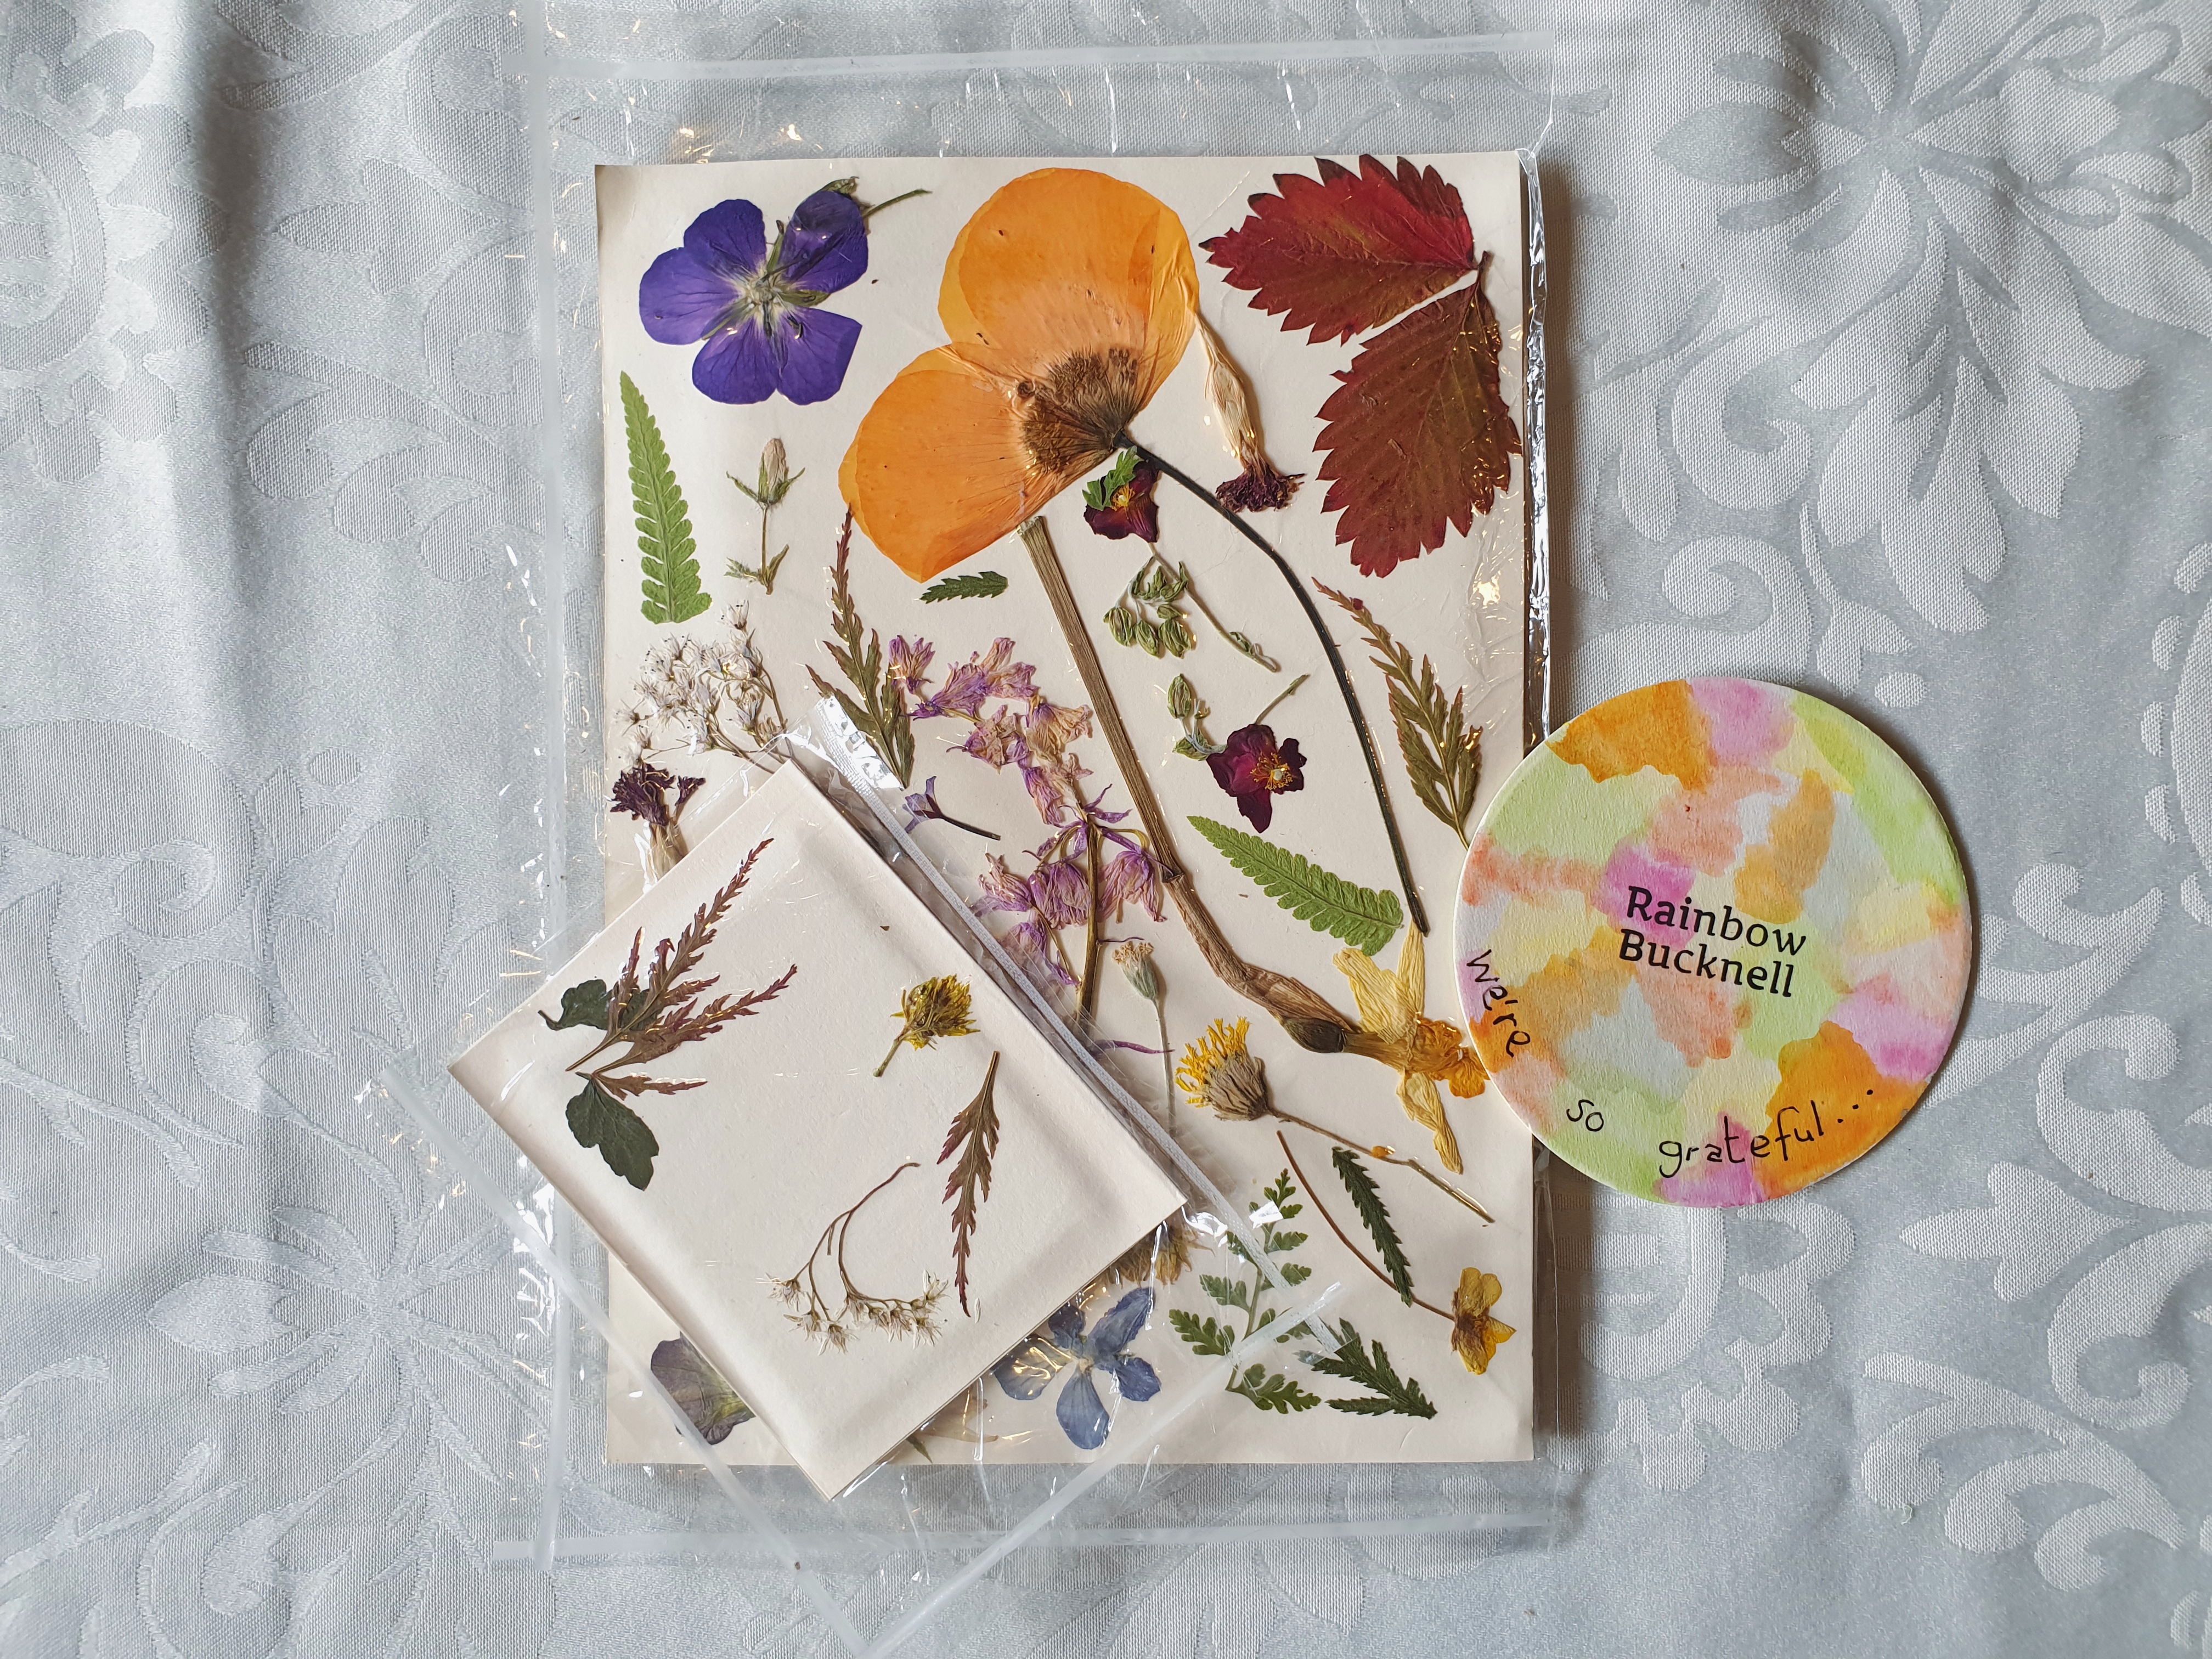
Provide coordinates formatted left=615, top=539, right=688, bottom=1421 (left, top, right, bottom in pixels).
left=1455, top=679, right=1971, bottom=1206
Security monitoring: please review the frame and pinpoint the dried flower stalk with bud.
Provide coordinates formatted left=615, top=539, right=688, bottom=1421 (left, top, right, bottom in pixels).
left=728, top=437, right=799, bottom=593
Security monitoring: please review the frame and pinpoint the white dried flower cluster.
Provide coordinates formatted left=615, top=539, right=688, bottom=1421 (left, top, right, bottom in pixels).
left=768, top=1272, right=946, bottom=1350
left=627, top=603, right=786, bottom=762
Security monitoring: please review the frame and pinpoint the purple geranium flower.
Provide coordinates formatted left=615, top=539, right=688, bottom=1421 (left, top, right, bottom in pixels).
left=1207, top=723, right=1305, bottom=832
left=992, top=1288, right=1161, bottom=1451
left=639, top=187, right=868, bottom=405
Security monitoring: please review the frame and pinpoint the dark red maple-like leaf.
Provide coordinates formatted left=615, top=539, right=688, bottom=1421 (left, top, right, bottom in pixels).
left=1316, top=252, right=1522, bottom=578
left=1202, top=155, right=1475, bottom=345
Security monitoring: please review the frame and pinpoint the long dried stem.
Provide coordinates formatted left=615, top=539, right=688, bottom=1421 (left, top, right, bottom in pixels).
left=1119, top=436, right=1427, bottom=937
left=1020, top=518, right=1357, bottom=1053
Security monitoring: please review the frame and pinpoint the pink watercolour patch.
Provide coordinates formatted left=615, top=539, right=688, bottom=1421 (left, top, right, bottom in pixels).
left=1694, top=678, right=1792, bottom=767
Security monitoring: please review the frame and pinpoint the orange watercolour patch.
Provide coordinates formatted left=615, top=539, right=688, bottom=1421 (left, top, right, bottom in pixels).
left=1548, top=679, right=1711, bottom=791
left=1735, top=771, right=1835, bottom=924
left=1760, top=1019, right=1919, bottom=1180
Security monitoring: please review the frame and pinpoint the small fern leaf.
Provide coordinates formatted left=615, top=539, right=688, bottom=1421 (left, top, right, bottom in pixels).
left=620, top=371, right=708, bottom=624
left=919, top=571, right=1008, bottom=603
left=1187, top=816, right=1403, bottom=953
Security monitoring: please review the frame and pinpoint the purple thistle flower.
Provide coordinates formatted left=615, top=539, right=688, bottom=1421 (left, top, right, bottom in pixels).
left=609, top=762, right=703, bottom=828
left=638, top=188, right=869, bottom=406
left=1206, top=723, right=1305, bottom=832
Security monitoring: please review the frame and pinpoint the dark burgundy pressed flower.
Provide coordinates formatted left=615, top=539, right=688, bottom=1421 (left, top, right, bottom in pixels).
left=1081, top=450, right=1161, bottom=542
left=610, top=763, right=703, bottom=828
left=1206, top=724, right=1305, bottom=832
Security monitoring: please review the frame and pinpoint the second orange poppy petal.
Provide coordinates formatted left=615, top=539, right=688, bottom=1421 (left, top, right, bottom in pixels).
left=840, top=351, right=1048, bottom=582
left=936, top=168, right=1199, bottom=399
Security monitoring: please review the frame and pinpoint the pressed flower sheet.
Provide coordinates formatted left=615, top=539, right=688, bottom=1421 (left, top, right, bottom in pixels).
left=450, top=763, right=1182, bottom=1498
left=596, top=154, right=1534, bottom=1468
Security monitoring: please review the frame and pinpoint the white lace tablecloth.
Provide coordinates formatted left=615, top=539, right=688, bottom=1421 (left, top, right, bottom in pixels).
left=4, top=2, right=2208, bottom=1654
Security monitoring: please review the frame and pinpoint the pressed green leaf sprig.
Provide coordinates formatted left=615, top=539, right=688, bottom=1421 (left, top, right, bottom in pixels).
left=1167, top=1169, right=1320, bottom=1415
left=727, top=436, right=799, bottom=593
left=1187, top=814, right=1403, bottom=954
left=1166, top=674, right=1221, bottom=760
left=919, top=571, right=1009, bottom=603
left=1303, top=1319, right=1437, bottom=1418
left=876, top=974, right=978, bottom=1076
left=937, top=1050, right=1002, bottom=1315
left=809, top=510, right=917, bottom=786
left=543, top=839, right=796, bottom=1188
left=1316, top=581, right=1482, bottom=845
left=620, top=371, right=710, bottom=624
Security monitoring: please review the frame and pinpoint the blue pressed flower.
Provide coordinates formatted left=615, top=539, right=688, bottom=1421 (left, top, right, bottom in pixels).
left=639, top=187, right=869, bottom=406
left=991, top=1286, right=1161, bottom=1451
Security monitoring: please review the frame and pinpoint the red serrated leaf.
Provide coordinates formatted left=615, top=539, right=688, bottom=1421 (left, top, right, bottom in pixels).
left=1202, top=155, right=1474, bottom=345
left=1316, top=253, right=1522, bottom=578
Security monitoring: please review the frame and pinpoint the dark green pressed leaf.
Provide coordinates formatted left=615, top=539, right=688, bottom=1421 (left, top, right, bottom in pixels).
left=1231, top=1367, right=1322, bottom=1414
left=1306, top=1319, right=1437, bottom=1419
left=1187, top=816, right=1404, bottom=954
left=918, top=571, right=1009, bottom=603
left=620, top=371, right=709, bottom=625
left=1200, top=1273, right=1250, bottom=1311
left=1280, top=1261, right=1314, bottom=1285
left=1168, top=1308, right=1235, bottom=1358
left=540, top=978, right=611, bottom=1032
left=1331, top=1147, right=1415, bottom=1304
left=566, top=1079, right=659, bottom=1189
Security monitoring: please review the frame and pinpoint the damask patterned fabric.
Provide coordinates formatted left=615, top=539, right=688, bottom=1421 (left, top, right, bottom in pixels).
left=1, top=2, right=2207, bottom=1655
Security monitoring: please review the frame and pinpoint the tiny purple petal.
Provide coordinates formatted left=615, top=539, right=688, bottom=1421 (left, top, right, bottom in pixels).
left=639, top=247, right=733, bottom=344
left=681, top=198, right=768, bottom=280
left=1103, top=1353, right=1160, bottom=1402
left=1056, top=1368, right=1110, bottom=1450
left=777, top=188, right=868, bottom=294
left=1086, top=1287, right=1153, bottom=1356
left=1028, top=859, right=1091, bottom=930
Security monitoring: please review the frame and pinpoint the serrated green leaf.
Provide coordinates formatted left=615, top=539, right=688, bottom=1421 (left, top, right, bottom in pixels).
left=918, top=570, right=1009, bottom=603
left=620, top=371, right=708, bottom=625
left=1187, top=816, right=1404, bottom=954
left=566, top=1079, right=659, bottom=1189
left=1331, top=1147, right=1414, bottom=1304
left=1306, top=1319, right=1437, bottom=1418
left=1200, top=1273, right=1249, bottom=1311
left=1168, top=1308, right=1235, bottom=1357
left=1269, top=1231, right=1308, bottom=1254
left=540, top=978, right=610, bottom=1032
left=1280, top=1261, right=1313, bottom=1285
left=1231, top=1367, right=1322, bottom=1414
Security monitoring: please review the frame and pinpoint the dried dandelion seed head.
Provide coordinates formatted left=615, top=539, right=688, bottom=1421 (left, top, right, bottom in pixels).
left=1111, top=938, right=1161, bottom=1005
left=1197, top=315, right=1301, bottom=514
left=1175, top=1018, right=1275, bottom=1123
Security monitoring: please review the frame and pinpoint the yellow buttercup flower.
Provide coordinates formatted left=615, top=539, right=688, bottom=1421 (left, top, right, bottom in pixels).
left=1334, top=927, right=1486, bottom=1173
left=1449, top=1268, right=1514, bottom=1375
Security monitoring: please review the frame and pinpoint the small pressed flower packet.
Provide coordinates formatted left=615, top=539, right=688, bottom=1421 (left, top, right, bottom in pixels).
left=450, top=763, right=1182, bottom=1498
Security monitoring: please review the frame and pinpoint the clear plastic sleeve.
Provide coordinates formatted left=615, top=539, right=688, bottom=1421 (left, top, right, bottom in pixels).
left=370, top=8, right=1564, bottom=1650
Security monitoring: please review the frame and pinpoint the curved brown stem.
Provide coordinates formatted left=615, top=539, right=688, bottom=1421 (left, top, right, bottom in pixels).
left=1269, top=1107, right=1493, bottom=1225
left=1020, top=518, right=1357, bottom=1051
left=1121, top=437, right=1427, bottom=937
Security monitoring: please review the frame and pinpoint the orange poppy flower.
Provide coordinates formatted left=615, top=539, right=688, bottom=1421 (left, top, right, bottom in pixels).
left=839, top=169, right=1200, bottom=580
